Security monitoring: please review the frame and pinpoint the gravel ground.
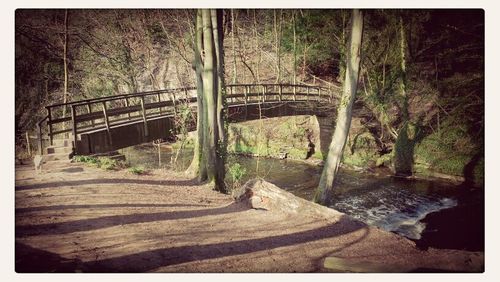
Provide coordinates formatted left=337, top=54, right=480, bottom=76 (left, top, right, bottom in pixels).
left=15, top=160, right=484, bottom=273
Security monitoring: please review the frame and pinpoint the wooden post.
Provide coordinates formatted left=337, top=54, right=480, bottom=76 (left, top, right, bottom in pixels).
left=140, top=96, right=149, bottom=137
left=307, top=86, right=310, bottom=101
left=171, top=92, right=177, bottom=115
left=86, top=103, right=95, bottom=127
left=157, top=93, right=162, bottom=115
left=25, top=131, right=31, bottom=156
left=47, top=107, right=53, bottom=145
left=70, top=105, right=78, bottom=151
left=36, top=123, right=42, bottom=155
left=293, top=85, right=297, bottom=101
left=101, top=102, right=113, bottom=145
left=125, top=98, right=131, bottom=120
left=262, top=85, right=266, bottom=102
left=244, top=86, right=248, bottom=105
left=278, top=84, right=283, bottom=102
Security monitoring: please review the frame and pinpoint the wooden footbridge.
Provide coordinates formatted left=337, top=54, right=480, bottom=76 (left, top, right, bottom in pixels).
left=36, top=83, right=341, bottom=158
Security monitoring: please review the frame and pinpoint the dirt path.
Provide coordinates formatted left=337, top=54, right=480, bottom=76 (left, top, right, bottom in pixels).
left=15, top=160, right=483, bottom=273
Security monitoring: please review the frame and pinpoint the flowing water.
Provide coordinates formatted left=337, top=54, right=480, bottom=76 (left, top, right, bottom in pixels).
left=120, top=144, right=484, bottom=251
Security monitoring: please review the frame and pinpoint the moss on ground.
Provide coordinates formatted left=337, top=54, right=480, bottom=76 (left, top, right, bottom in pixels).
left=414, top=124, right=483, bottom=184
left=227, top=116, right=317, bottom=160
left=342, top=132, right=379, bottom=167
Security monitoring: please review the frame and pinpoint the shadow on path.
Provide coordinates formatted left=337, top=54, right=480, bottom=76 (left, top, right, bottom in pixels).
left=16, top=203, right=245, bottom=237
left=84, top=215, right=366, bottom=272
left=16, top=203, right=208, bottom=213
left=16, top=242, right=84, bottom=273
left=15, top=178, right=199, bottom=191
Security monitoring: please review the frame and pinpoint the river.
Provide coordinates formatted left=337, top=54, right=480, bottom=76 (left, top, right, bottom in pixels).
left=120, top=144, right=484, bottom=252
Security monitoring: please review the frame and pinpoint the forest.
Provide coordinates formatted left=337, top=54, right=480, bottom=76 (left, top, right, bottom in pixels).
left=14, top=9, right=484, bottom=273
left=15, top=9, right=484, bottom=185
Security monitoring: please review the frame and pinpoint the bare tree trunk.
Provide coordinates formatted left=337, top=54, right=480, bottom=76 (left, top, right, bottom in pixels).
left=393, top=13, right=413, bottom=177
left=187, top=10, right=207, bottom=180
left=253, top=10, right=261, bottom=83
left=399, top=14, right=408, bottom=121
left=62, top=9, right=69, bottom=122
left=293, top=10, right=297, bottom=85
left=211, top=9, right=227, bottom=193
left=314, top=9, right=364, bottom=205
left=231, top=9, right=237, bottom=84
left=189, top=9, right=227, bottom=194
left=274, top=9, right=282, bottom=83
left=303, top=42, right=307, bottom=80
left=202, top=9, right=217, bottom=184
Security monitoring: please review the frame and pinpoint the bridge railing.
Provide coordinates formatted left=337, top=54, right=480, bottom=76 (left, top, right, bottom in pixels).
left=36, top=83, right=339, bottom=154
left=226, top=83, right=337, bottom=105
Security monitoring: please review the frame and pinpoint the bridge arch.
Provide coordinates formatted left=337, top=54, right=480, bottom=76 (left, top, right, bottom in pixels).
left=36, top=84, right=340, bottom=156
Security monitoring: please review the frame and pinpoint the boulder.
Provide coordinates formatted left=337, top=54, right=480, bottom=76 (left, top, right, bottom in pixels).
left=234, top=179, right=344, bottom=218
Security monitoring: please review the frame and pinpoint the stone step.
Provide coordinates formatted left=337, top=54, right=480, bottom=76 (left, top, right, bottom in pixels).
left=43, top=152, right=72, bottom=162
left=46, top=145, right=73, bottom=154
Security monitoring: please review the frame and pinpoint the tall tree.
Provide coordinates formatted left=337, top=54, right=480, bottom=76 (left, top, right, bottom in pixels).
left=314, top=9, right=364, bottom=205
left=393, top=12, right=413, bottom=176
left=190, top=9, right=227, bottom=193
left=187, top=10, right=207, bottom=180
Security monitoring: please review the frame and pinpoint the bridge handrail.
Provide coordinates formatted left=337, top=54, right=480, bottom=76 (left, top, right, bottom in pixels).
left=46, top=87, right=197, bottom=110
left=47, top=84, right=333, bottom=110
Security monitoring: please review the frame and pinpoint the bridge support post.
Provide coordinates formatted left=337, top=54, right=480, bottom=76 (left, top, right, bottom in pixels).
left=47, top=107, right=53, bottom=146
left=157, top=93, right=162, bottom=115
left=171, top=92, right=177, bottom=116
left=262, top=85, right=266, bottom=102
left=101, top=102, right=113, bottom=145
left=86, top=103, right=94, bottom=127
left=278, top=85, right=282, bottom=102
left=293, top=85, right=297, bottom=101
left=244, top=86, right=248, bottom=105
left=307, top=86, right=310, bottom=101
left=124, top=98, right=131, bottom=120
left=70, top=105, right=78, bottom=153
left=140, top=96, right=149, bottom=137
left=36, top=123, right=43, bottom=155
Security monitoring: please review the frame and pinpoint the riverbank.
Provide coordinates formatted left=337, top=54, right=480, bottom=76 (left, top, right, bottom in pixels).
left=15, top=160, right=483, bottom=272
